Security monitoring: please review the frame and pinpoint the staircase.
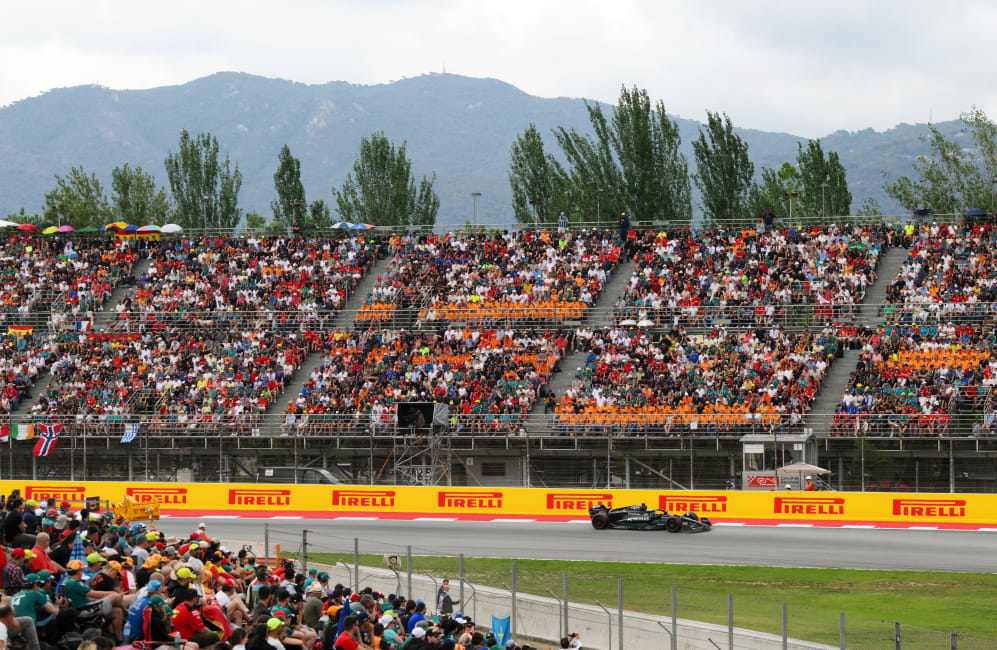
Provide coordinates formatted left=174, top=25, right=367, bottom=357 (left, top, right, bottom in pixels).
left=259, top=255, right=392, bottom=431
left=807, top=245, right=910, bottom=438
left=529, top=257, right=635, bottom=417
left=7, top=258, right=152, bottom=420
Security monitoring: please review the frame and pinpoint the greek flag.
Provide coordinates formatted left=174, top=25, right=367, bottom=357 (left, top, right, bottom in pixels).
left=121, top=423, right=139, bottom=444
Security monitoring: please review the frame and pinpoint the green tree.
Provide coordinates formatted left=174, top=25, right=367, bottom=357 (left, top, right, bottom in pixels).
left=163, top=129, right=243, bottom=231
left=796, top=139, right=851, bottom=219
left=271, top=144, right=307, bottom=227
left=750, top=162, right=804, bottom=222
left=855, top=197, right=884, bottom=217
left=110, top=163, right=170, bottom=224
left=44, top=166, right=113, bottom=228
left=691, top=112, right=755, bottom=227
left=333, top=132, right=439, bottom=227
left=550, top=86, right=692, bottom=226
left=883, top=110, right=997, bottom=215
left=245, top=212, right=265, bottom=231
left=308, top=199, right=333, bottom=229
left=508, top=123, right=568, bottom=225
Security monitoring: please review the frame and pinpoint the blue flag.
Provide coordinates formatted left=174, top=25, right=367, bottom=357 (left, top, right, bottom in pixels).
left=491, top=616, right=511, bottom=645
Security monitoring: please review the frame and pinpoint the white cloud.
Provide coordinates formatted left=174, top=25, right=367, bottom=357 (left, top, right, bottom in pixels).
left=2, top=0, right=996, bottom=137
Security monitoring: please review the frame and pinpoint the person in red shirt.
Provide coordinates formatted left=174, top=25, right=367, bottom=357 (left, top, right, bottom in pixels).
left=29, top=532, right=60, bottom=574
left=172, top=589, right=219, bottom=648
left=334, top=614, right=373, bottom=650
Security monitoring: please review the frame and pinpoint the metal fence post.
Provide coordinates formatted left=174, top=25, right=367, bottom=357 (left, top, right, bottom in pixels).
left=264, top=523, right=269, bottom=568
left=671, top=586, right=677, bottom=650
left=618, top=578, right=624, bottom=650
left=354, top=537, right=360, bottom=593
left=459, top=554, right=465, bottom=611
left=728, top=594, right=734, bottom=650
left=302, top=530, right=308, bottom=574
left=511, top=562, right=517, bottom=642
left=595, top=601, right=612, bottom=650
left=563, top=571, right=569, bottom=639
left=782, top=602, right=788, bottom=650
left=407, top=546, right=412, bottom=598
left=895, top=621, right=901, bottom=650
left=840, top=612, right=845, bottom=650
left=950, top=631, right=957, bottom=649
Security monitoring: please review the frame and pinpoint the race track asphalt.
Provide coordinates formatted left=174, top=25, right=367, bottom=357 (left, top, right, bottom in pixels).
left=162, top=518, right=996, bottom=573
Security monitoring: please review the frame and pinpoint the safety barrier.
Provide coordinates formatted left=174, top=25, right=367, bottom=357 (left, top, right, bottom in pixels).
left=1, top=481, right=995, bottom=527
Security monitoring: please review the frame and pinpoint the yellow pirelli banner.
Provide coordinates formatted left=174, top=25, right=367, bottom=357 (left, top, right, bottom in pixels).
left=1, top=481, right=994, bottom=527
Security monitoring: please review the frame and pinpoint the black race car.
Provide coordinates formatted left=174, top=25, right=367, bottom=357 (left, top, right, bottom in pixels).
left=588, top=503, right=712, bottom=533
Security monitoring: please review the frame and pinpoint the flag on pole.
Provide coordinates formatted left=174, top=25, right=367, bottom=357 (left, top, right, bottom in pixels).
left=7, top=325, right=33, bottom=336
left=32, top=423, right=61, bottom=457
left=0, top=425, right=7, bottom=443
left=121, top=423, right=139, bottom=444
left=8, top=423, right=34, bottom=440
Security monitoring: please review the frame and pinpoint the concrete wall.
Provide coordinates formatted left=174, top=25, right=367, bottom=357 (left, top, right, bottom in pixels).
left=329, top=564, right=835, bottom=650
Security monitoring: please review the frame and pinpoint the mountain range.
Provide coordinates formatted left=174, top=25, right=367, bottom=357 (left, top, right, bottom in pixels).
left=0, top=71, right=963, bottom=227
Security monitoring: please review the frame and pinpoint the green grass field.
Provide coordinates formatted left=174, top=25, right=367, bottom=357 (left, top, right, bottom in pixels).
left=301, top=552, right=997, bottom=649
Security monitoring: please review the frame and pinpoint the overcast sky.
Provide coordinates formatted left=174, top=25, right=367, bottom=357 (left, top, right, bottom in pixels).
left=3, top=0, right=995, bottom=138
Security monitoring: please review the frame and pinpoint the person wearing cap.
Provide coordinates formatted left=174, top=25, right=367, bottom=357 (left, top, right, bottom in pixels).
left=332, top=614, right=372, bottom=650
left=169, top=566, right=200, bottom=601
left=147, top=594, right=197, bottom=650
left=63, top=558, right=126, bottom=641
left=3, top=548, right=34, bottom=596
left=301, top=581, right=325, bottom=630
left=125, top=578, right=162, bottom=642
left=131, top=531, right=154, bottom=566
left=172, top=588, right=219, bottom=648
left=406, top=601, right=428, bottom=634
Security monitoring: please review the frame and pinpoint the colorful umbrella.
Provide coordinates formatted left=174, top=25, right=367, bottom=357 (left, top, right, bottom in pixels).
left=41, top=226, right=59, bottom=235
left=137, top=225, right=161, bottom=233
left=123, top=224, right=139, bottom=232
left=0, top=220, right=20, bottom=228
left=333, top=221, right=351, bottom=229
left=16, top=223, right=37, bottom=232
left=76, top=227, right=99, bottom=233
left=58, top=225, right=75, bottom=232
left=349, top=223, right=369, bottom=230
left=102, top=222, right=130, bottom=231
left=161, top=224, right=183, bottom=233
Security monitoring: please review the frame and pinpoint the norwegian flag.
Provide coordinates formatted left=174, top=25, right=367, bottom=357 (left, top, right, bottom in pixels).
left=33, top=423, right=62, bottom=457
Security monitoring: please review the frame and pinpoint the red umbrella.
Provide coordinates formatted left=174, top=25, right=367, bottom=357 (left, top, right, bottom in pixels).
left=16, top=223, right=36, bottom=232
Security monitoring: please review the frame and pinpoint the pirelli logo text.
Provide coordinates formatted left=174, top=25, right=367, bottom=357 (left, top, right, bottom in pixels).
left=893, top=499, right=967, bottom=518
left=659, top=495, right=728, bottom=513
left=25, top=486, right=86, bottom=502
left=546, top=493, right=613, bottom=511
left=332, top=490, right=396, bottom=508
left=126, top=487, right=188, bottom=505
left=228, top=489, right=291, bottom=506
left=774, top=497, right=845, bottom=516
left=438, top=491, right=503, bottom=509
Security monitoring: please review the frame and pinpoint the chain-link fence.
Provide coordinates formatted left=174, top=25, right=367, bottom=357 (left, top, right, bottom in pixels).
left=245, top=528, right=992, bottom=649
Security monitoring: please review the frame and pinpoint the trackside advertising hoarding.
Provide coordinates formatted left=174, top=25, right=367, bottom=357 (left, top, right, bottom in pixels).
left=3, top=482, right=995, bottom=527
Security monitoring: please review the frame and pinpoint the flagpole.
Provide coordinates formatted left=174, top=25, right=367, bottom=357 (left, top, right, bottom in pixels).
left=83, top=427, right=87, bottom=480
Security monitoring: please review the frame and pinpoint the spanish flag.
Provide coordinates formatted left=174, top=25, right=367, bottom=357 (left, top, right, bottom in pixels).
left=7, top=326, right=33, bottom=336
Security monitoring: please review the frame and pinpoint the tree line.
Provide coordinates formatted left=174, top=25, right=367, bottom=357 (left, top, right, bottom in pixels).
left=14, top=131, right=440, bottom=231
left=509, top=85, right=853, bottom=228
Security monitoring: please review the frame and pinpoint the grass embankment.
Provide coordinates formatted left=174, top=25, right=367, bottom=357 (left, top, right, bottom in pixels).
left=301, top=553, right=997, bottom=649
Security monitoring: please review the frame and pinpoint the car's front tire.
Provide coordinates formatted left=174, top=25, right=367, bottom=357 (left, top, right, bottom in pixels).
left=665, top=516, right=682, bottom=533
left=592, top=513, right=609, bottom=530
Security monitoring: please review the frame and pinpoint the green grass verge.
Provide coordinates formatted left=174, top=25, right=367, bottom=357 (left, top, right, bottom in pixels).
left=298, top=552, right=997, bottom=649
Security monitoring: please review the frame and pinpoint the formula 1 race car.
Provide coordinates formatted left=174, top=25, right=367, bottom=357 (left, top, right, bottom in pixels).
left=588, top=503, right=712, bottom=533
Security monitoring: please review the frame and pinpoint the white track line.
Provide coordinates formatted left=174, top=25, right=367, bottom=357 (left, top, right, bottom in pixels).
left=201, top=515, right=238, bottom=519
left=776, top=523, right=813, bottom=527
left=713, top=522, right=746, bottom=527
left=333, top=516, right=380, bottom=521
left=907, top=526, right=939, bottom=530
left=490, top=518, right=534, bottom=523
left=414, top=517, right=458, bottom=521
left=842, top=525, right=876, bottom=529
left=977, top=527, right=997, bottom=531
left=566, top=520, right=592, bottom=524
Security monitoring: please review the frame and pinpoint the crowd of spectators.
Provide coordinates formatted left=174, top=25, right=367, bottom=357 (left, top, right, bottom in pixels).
left=356, top=230, right=621, bottom=327
left=0, top=494, right=546, bottom=650
left=554, top=325, right=837, bottom=435
left=618, top=224, right=889, bottom=328
left=111, top=235, right=379, bottom=332
left=283, top=327, right=561, bottom=435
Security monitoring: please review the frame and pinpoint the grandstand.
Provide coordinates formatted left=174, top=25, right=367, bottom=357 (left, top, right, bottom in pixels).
left=1, top=220, right=995, bottom=491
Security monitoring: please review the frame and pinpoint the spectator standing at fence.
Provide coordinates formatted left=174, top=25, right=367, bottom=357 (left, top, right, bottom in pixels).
left=436, top=579, right=459, bottom=615
left=557, top=212, right=568, bottom=233
left=618, top=212, right=630, bottom=240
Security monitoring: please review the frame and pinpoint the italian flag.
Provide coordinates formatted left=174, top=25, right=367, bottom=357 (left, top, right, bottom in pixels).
left=1, top=423, right=34, bottom=441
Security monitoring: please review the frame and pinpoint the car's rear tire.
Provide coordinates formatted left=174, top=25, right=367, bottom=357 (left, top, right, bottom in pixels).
left=665, top=516, right=682, bottom=533
left=592, top=513, right=609, bottom=530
